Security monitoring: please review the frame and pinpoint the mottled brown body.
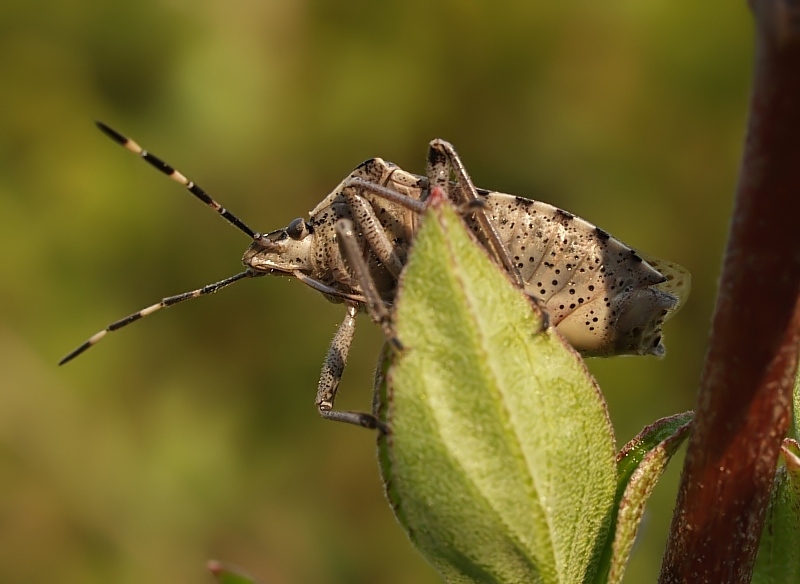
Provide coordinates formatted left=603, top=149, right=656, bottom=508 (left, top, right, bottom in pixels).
left=244, top=156, right=689, bottom=358
left=63, top=127, right=689, bottom=429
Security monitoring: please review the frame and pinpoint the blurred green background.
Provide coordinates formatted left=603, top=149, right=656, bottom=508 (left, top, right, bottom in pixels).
left=0, top=1, right=752, bottom=583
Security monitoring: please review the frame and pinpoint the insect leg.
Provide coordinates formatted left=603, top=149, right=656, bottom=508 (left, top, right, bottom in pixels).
left=314, top=219, right=402, bottom=432
left=340, top=184, right=404, bottom=277
left=426, top=139, right=525, bottom=288
left=336, top=177, right=492, bottom=281
left=59, top=270, right=260, bottom=365
left=340, top=177, right=426, bottom=213
left=334, top=220, right=402, bottom=350
left=315, top=302, right=385, bottom=431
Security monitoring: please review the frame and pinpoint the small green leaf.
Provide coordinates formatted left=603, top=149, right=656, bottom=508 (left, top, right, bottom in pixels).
left=377, top=199, right=617, bottom=584
left=207, top=560, right=261, bottom=584
left=793, top=365, right=800, bottom=441
left=752, top=439, right=800, bottom=584
left=596, top=412, right=692, bottom=584
left=615, top=413, right=693, bottom=490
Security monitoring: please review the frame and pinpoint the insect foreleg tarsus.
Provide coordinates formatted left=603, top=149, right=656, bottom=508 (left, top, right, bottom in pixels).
left=315, top=302, right=385, bottom=430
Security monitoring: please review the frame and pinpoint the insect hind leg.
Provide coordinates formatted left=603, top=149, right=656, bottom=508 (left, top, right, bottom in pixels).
left=426, top=139, right=525, bottom=288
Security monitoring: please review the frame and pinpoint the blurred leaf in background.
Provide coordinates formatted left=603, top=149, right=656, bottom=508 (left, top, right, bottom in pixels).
left=0, top=0, right=750, bottom=583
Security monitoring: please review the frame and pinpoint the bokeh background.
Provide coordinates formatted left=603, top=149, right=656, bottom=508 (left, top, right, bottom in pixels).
left=0, top=1, right=752, bottom=583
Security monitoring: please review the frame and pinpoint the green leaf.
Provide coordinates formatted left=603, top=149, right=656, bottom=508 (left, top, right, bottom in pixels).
left=207, top=560, right=261, bottom=584
left=793, top=365, right=800, bottom=442
left=752, top=439, right=800, bottom=584
left=596, top=412, right=693, bottom=584
left=377, top=198, right=617, bottom=584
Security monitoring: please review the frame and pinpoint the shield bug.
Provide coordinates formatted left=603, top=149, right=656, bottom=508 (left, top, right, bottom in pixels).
left=61, top=123, right=689, bottom=429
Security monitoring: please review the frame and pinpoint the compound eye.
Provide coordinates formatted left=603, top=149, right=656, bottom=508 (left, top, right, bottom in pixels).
left=286, top=217, right=310, bottom=240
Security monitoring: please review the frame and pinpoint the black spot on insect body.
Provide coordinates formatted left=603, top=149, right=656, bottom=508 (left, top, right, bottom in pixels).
left=476, top=187, right=491, bottom=196
left=595, top=227, right=610, bottom=241
left=556, top=209, right=574, bottom=221
left=630, top=250, right=643, bottom=262
left=515, top=196, right=532, bottom=207
left=427, top=147, right=446, bottom=168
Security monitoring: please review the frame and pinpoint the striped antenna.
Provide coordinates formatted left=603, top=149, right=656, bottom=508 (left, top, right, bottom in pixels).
left=95, top=121, right=259, bottom=239
left=59, top=270, right=261, bottom=365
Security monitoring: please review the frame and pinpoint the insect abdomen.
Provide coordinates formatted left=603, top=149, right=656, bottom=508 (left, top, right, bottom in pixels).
left=479, top=192, right=680, bottom=356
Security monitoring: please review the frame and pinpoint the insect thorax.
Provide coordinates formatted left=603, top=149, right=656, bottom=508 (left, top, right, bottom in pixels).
left=253, top=158, right=426, bottom=304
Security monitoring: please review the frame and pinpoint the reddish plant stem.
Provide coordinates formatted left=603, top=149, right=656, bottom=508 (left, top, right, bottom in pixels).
left=659, top=2, right=800, bottom=582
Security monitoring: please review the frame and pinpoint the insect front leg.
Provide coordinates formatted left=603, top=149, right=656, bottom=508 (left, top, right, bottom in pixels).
left=340, top=184, right=404, bottom=277
left=315, top=302, right=384, bottom=430
left=426, top=140, right=524, bottom=288
left=313, top=219, right=403, bottom=433
left=334, top=220, right=402, bottom=349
